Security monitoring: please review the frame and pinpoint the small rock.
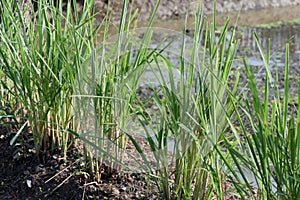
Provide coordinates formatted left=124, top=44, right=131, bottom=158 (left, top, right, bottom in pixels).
left=127, top=177, right=134, bottom=182
left=26, top=180, right=32, bottom=188
left=111, top=187, right=120, bottom=196
left=28, top=149, right=36, bottom=154
left=120, top=187, right=126, bottom=192
left=35, top=164, right=45, bottom=173
left=24, top=170, right=30, bottom=175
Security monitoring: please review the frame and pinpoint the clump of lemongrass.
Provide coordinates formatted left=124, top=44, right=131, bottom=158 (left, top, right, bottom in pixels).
left=0, top=0, right=100, bottom=159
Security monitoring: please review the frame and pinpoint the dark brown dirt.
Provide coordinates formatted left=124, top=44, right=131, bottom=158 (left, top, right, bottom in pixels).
left=0, top=121, right=259, bottom=200
left=0, top=125, right=159, bottom=200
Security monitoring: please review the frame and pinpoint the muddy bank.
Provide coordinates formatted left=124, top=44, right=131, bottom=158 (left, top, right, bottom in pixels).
left=94, top=0, right=300, bottom=22
left=17, top=1, right=300, bottom=25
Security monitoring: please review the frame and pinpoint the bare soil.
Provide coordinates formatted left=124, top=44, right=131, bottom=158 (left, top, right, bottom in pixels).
left=1, top=120, right=259, bottom=200
left=0, top=125, right=159, bottom=200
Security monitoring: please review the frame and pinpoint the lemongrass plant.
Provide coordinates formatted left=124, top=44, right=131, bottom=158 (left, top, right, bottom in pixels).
left=124, top=1, right=241, bottom=199
left=71, top=0, right=163, bottom=179
left=0, top=0, right=99, bottom=158
left=218, top=34, right=300, bottom=199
